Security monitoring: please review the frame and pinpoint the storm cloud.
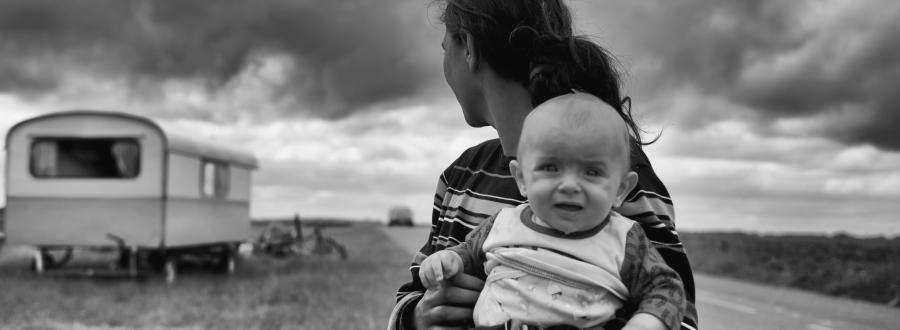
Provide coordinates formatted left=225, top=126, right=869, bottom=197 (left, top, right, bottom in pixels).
left=2, top=0, right=898, bottom=150
left=0, top=0, right=444, bottom=118
left=577, top=0, right=900, bottom=151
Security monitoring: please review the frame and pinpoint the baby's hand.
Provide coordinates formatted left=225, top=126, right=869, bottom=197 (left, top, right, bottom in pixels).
left=418, top=250, right=463, bottom=288
left=622, top=312, right=667, bottom=330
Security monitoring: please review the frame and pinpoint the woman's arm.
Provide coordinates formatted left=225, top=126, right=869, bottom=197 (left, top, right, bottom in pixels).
left=389, top=140, right=523, bottom=329
left=616, top=146, right=698, bottom=330
left=388, top=175, right=487, bottom=330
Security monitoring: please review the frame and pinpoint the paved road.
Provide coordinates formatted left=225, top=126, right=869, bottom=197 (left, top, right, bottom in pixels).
left=380, top=226, right=900, bottom=330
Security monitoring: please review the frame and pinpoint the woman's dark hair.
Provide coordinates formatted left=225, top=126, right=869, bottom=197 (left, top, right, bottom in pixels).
left=440, top=0, right=572, bottom=84
left=439, top=0, right=654, bottom=146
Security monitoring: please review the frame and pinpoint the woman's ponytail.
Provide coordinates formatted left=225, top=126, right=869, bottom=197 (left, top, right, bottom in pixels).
left=516, top=31, right=652, bottom=146
left=507, top=25, right=576, bottom=109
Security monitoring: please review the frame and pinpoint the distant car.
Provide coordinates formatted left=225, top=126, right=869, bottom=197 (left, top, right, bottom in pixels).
left=387, top=206, right=414, bottom=226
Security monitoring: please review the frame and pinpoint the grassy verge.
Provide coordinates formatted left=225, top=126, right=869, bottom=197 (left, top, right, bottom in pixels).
left=0, top=223, right=412, bottom=330
left=682, top=231, right=900, bottom=307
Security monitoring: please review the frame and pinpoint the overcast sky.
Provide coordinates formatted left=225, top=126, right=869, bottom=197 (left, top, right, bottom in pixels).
left=1, top=0, right=898, bottom=236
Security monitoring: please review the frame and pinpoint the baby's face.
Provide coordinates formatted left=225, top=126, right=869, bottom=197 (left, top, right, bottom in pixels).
left=513, top=94, right=633, bottom=234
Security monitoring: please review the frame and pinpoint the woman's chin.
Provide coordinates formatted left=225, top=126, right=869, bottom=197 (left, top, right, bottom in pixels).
left=463, top=116, right=490, bottom=128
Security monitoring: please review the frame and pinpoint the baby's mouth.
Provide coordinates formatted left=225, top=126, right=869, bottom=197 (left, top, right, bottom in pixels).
left=554, top=203, right=583, bottom=212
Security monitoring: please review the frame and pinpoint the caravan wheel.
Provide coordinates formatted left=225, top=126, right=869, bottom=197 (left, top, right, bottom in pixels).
left=215, top=243, right=237, bottom=274
left=225, top=253, right=236, bottom=274
left=164, top=259, right=177, bottom=284
left=31, top=249, right=45, bottom=274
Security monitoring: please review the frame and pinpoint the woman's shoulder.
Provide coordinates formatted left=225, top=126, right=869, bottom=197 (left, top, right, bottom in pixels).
left=440, top=138, right=521, bottom=200
left=628, top=144, right=672, bottom=199
left=451, top=138, right=507, bottom=168
left=461, top=138, right=502, bottom=157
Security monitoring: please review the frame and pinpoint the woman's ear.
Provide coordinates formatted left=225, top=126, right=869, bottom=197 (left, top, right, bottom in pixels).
left=615, top=171, right=639, bottom=207
left=509, top=160, right=527, bottom=196
left=459, top=30, right=478, bottom=72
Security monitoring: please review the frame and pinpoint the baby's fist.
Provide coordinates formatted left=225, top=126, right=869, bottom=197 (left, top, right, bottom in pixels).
left=418, top=250, right=463, bottom=288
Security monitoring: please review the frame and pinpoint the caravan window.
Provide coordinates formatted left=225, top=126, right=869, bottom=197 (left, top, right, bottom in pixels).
left=30, top=138, right=141, bottom=178
left=201, top=161, right=230, bottom=198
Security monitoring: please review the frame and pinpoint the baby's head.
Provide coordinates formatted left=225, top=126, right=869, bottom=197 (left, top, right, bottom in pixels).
left=510, top=92, right=638, bottom=234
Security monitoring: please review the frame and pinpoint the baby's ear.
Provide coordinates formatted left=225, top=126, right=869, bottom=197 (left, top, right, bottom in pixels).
left=509, top=160, right=527, bottom=196
left=615, top=171, right=639, bottom=207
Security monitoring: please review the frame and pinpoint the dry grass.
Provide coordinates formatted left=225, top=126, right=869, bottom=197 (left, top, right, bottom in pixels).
left=0, top=223, right=413, bottom=330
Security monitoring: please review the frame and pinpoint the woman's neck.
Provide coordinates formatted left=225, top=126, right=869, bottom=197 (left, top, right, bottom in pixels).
left=483, top=76, right=532, bottom=158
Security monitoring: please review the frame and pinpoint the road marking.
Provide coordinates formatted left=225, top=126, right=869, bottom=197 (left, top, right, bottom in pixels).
left=700, top=294, right=758, bottom=314
left=807, top=324, right=834, bottom=330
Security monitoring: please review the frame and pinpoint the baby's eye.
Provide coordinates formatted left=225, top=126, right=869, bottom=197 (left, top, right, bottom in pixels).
left=538, top=164, right=558, bottom=172
left=586, top=168, right=603, bottom=176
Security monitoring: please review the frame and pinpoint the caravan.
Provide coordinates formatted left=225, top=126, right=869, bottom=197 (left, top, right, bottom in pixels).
left=4, top=110, right=258, bottom=281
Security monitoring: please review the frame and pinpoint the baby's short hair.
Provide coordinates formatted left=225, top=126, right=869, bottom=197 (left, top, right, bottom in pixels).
left=519, top=92, right=633, bottom=167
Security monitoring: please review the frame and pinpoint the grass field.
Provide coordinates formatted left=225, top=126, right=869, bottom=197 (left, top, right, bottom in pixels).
left=0, top=223, right=412, bottom=330
left=682, top=232, right=900, bottom=306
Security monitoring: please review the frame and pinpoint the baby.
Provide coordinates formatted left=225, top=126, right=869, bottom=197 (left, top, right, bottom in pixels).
left=419, top=92, right=685, bottom=329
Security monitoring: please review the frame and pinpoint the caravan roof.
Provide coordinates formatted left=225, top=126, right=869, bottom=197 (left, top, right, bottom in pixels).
left=6, top=110, right=259, bottom=169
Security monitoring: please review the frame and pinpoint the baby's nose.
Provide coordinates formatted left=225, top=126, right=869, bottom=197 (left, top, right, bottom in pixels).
left=557, top=175, right=582, bottom=194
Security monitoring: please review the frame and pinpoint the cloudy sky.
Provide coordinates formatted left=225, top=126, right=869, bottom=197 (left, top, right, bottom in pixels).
left=1, top=0, right=898, bottom=236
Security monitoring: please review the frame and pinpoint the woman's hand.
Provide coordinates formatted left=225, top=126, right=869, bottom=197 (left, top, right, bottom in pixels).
left=413, top=272, right=485, bottom=329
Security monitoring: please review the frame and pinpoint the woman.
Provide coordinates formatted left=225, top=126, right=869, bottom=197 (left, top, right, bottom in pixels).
left=389, top=1, right=697, bottom=329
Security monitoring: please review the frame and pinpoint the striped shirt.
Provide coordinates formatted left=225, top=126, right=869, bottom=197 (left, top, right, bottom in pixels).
left=388, top=139, right=698, bottom=330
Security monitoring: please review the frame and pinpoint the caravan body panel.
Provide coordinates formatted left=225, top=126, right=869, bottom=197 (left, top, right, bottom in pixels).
left=163, top=153, right=252, bottom=246
left=4, top=111, right=258, bottom=249
left=5, top=197, right=162, bottom=246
